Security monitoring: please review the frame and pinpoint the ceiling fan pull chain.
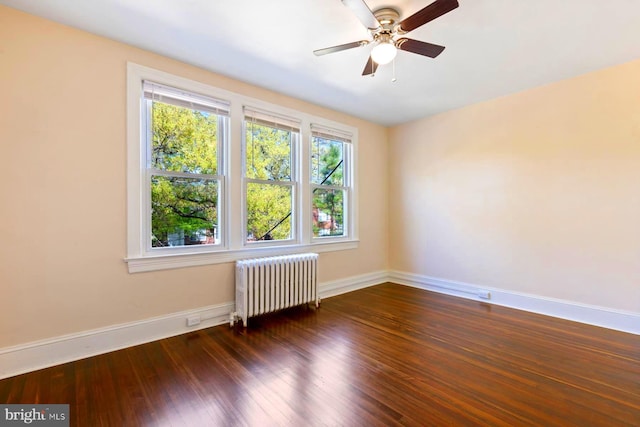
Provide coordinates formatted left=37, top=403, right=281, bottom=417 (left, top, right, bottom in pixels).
left=392, top=58, right=397, bottom=82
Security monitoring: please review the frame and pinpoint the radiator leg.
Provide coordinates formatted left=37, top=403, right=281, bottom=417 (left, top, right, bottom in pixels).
left=229, top=312, right=236, bottom=328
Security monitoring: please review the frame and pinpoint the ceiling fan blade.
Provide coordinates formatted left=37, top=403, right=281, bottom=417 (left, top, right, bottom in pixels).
left=362, top=56, right=379, bottom=76
left=398, top=0, right=459, bottom=33
left=342, top=0, right=380, bottom=30
left=396, top=38, right=445, bottom=58
left=314, top=40, right=369, bottom=56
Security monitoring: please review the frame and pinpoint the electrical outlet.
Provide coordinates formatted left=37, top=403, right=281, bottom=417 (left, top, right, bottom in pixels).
left=477, top=290, right=491, bottom=300
left=186, top=315, right=201, bottom=327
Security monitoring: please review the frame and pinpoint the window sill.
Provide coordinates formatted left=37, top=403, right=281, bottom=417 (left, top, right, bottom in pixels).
left=124, top=240, right=359, bottom=273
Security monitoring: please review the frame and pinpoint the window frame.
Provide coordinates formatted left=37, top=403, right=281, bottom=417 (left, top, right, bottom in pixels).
left=310, top=125, right=354, bottom=242
left=142, top=81, right=229, bottom=254
left=242, top=107, right=301, bottom=247
left=126, top=63, right=358, bottom=273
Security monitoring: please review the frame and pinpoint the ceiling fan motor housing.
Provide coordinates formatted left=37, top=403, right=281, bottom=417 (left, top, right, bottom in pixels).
left=373, top=8, right=400, bottom=30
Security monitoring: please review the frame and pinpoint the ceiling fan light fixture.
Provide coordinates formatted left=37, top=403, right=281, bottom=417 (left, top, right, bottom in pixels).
left=371, top=41, right=397, bottom=65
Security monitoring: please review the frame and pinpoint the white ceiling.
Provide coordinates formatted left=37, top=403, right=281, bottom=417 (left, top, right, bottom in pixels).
left=3, top=0, right=640, bottom=126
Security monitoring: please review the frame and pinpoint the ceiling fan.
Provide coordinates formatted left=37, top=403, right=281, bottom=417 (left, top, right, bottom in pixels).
left=314, top=0, right=459, bottom=76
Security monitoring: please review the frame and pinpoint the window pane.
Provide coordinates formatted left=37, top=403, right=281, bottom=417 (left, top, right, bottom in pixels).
left=151, top=176, right=219, bottom=247
left=311, top=137, right=343, bottom=186
left=246, top=183, right=292, bottom=242
left=312, top=188, right=345, bottom=238
left=151, top=101, right=218, bottom=175
left=245, top=121, right=291, bottom=180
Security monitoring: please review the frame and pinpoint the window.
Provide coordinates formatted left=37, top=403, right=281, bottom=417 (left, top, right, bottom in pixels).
left=243, top=108, right=300, bottom=244
left=126, top=64, right=358, bottom=273
left=143, top=81, right=229, bottom=251
left=311, top=126, right=352, bottom=239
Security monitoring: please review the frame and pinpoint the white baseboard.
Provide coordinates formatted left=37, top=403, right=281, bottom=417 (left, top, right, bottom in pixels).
left=0, top=271, right=388, bottom=380
left=0, top=302, right=234, bottom=380
left=319, top=270, right=388, bottom=300
left=389, top=270, right=640, bottom=336
left=2, top=270, right=637, bottom=380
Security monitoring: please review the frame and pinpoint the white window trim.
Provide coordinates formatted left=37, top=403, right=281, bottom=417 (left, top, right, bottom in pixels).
left=125, top=63, right=358, bottom=273
left=142, top=82, right=229, bottom=254
left=310, top=126, right=354, bottom=242
left=242, top=106, right=301, bottom=247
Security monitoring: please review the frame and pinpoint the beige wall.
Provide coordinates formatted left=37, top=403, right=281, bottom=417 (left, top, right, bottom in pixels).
left=0, top=6, right=388, bottom=347
left=389, top=59, right=640, bottom=313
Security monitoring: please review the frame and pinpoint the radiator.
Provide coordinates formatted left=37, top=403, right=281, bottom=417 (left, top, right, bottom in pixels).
left=232, top=253, right=319, bottom=327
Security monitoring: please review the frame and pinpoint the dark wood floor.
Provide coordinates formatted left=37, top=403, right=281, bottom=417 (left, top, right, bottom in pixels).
left=1, top=283, right=639, bottom=426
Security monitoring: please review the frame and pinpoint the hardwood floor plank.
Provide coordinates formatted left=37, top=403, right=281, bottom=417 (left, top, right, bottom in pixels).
left=1, top=283, right=638, bottom=426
